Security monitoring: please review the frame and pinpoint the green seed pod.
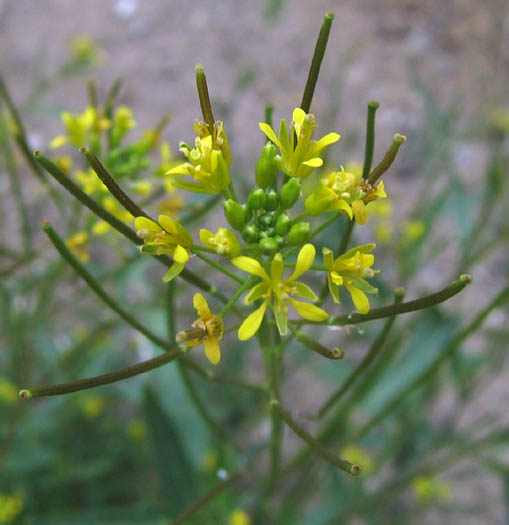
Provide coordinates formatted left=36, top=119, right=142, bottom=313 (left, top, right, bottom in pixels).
left=264, top=189, right=279, bottom=211
left=255, top=142, right=278, bottom=188
left=288, top=222, right=310, bottom=245
left=257, top=212, right=274, bottom=230
left=247, top=188, right=266, bottom=210
left=275, top=213, right=291, bottom=236
left=223, top=199, right=246, bottom=231
left=279, top=178, right=301, bottom=209
left=241, top=224, right=260, bottom=243
left=242, top=204, right=253, bottom=223
left=259, top=237, right=278, bottom=255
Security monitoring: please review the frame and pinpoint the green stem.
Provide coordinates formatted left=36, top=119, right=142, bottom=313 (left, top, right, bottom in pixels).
left=19, top=349, right=181, bottom=399
left=171, top=470, right=243, bottom=525
left=361, top=100, right=380, bottom=180
left=193, top=252, right=244, bottom=284
left=265, top=103, right=274, bottom=128
left=298, top=274, right=473, bottom=326
left=354, top=286, right=509, bottom=440
left=337, top=218, right=354, bottom=255
left=220, top=277, right=255, bottom=316
left=81, top=147, right=149, bottom=219
left=300, top=12, right=335, bottom=113
left=367, top=133, right=406, bottom=186
left=270, top=400, right=360, bottom=476
left=195, top=64, right=215, bottom=134
left=317, top=288, right=405, bottom=418
left=288, top=323, right=344, bottom=360
left=104, top=77, right=123, bottom=121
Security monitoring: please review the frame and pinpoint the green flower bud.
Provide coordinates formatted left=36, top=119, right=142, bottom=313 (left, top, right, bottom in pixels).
left=288, top=222, right=310, bottom=245
left=257, top=212, right=274, bottom=230
left=265, top=227, right=276, bottom=237
left=241, top=224, right=260, bottom=243
left=259, top=237, right=278, bottom=255
left=273, top=235, right=284, bottom=248
left=279, top=178, right=301, bottom=209
left=255, top=142, right=278, bottom=188
left=242, top=204, right=253, bottom=223
left=264, top=189, right=279, bottom=211
left=247, top=188, right=266, bottom=210
left=275, top=213, right=291, bottom=236
left=223, top=199, right=246, bottom=230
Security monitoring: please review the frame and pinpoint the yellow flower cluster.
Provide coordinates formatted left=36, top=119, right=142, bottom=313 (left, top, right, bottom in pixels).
left=0, top=491, right=23, bottom=523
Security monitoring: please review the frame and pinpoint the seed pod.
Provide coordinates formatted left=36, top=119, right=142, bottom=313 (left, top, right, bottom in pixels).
left=247, top=188, right=266, bottom=210
left=264, top=189, right=279, bottom=211
left=279, top=178, right=301, bottom=209
left=255, top=142, right=278, bottom=188
left=275, top=213, right=291, bottom=236
left=241, top=224, right=260, bottom=243
left=223, top=199, right=246, bottom=231
left=288, top=222, right=310, bottom=245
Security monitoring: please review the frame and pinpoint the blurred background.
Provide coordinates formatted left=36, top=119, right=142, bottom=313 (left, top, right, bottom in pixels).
left=0, top=0, right=508, bottom=523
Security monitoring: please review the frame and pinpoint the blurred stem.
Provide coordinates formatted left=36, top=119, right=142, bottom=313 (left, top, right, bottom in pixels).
left=368, top=133, right=407, bottom=186
left=180, top=194, right=222, bottom=226
left=265, top=103, right=274, bottom=128
left=19, top=349, right=181, bottom=398
left=104, top=77, right=123, bottom=121
left=220, top=277, right=256, bottom=317
left=354, top=286, right=509, bottom=440
left=288, top=323, right=343, bottom=360
left=270, top=401, right=361, bottom=476
left=362, top=100, right=380, bottom=179
left=195, top=64, right=215, bottom=134
left=317, top=288, right=405, bottom=418
left=193, top=251, right=244, bottom=284
left=298, top=274, right=473, bottom=326
left=300, top=11, right=335, bottom=113
left=35, top=152, right=230, bottom=304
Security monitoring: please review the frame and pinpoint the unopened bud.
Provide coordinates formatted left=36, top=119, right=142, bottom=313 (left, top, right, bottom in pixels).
left=279, top=178, right=301, bottom=209
left=288, top=222, right=310, bottom=245
left=247, top=188, right=266, bottom=210
left=223, top=199, right=246, bottom=230
left=255, top=142, right=278, bottom=188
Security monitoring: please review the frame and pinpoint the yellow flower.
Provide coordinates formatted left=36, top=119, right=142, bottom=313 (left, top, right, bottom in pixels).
left=0, top=491, right=23, bottom=523
left=177, top=293, right=224, bottom=364
left=259, top=107, right=340, bottom=179
left=0, top=378, right=17, bottom=404
left=134, top=215, right=193, bottom=282
left=112, top=106, right=136, bottom=139
left=229, top=508, right=251, bottom=525
left=412, top=475, right=452, bottom=504
left=305, top=165, right=386, bottom=224
left=74, top=168, right=108, bottom=195
left=200, top=227, right=241, bottom=257
left=52, top=155, right=73, bottom=175
left=80, top=395, right=104, bottom=418
left=323, top=244, right=379, bottom=314
left=157, top=194, right=185, bottom=218
left=232, top=244, right=329, bottom=340
left=70, top=34, right=104, bottom=66
left=66, top=231, right=90, bottom=262
left=50, top=106, right=110, bottom=149
left=167, top=121, right=231, bottom=194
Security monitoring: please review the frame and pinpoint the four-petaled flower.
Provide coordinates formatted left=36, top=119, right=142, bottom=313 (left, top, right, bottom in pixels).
left=200, top=227, right=241, bottom=257
left=305, top=165, right=387, bottom=224
left=167, top=121, right=231, bottom=194
left=134, top=215, right=193, bottom=282
left=259, top=108, right=340, bottom=179
left=323, top=244, right=379, bottom=314
left=232, top=244, right=329, bottom=340
left=177, top=293, right=224, bottom=364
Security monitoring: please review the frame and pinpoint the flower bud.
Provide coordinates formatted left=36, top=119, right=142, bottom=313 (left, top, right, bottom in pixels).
left=273, top=235, right=284, bottom=248
left=288, top=222, right=310, bottom=245
left=275, top=213, right=291, bottom=236
left=242, top=204, right=253, bottom=223
left=304, top=185, right=335, bottom=215
left=279, top=178, right=301, bottom=209
left=247, top=188, right=266, bottom=210
left=257, top=212, right=274, bottom=230
left=255, top=142, right=278, bottom=188
left=223, top=199, right=246, bottom=230
left=264, top=189, right=279, bottom=211
left=241, top=224, right=260, bottom=243
left=259, top=237, right=278, bottom=255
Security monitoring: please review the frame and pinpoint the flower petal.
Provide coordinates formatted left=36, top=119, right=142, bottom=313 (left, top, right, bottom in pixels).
left=322, top=247, right=335, bottom=269
left=244, top=282, right=269, bottom=304
left=193, top=293, right=211, bottom=320
left=291, top=281, right=319, bottom=301
left=288, top=244, right=315, bottom=281
left=162, top=262, right=185, bottom=282
left=259, top=123, right=282, bottom=150
left=274, top=303, right=288, bottom=336
left=203, top=336, right=221, bottom=365
left=271, top=254, right=284, bottom=281
left=158, top=215, right=179, bottom=234
left=346, top=284, right=370, bottom=314
left=302, top=157, right=323, bottom=168
left=238, top=301, right=268, bottom=341
left=332, top=199, right=353, bottom=220
left=173, top=245, right=189, bottom=264
left=352, top=200, right=367, bottom=225
left=313, top=132, right=341, bottom=150
left=289, top=299, right=329, bottom=322
left=292, top=107, right=307, bottom=126
left=134, top=216, right=162, bottom=233
left=231, top=256, right=270, bottom=280
left=199, top=228, right=214, bottom=249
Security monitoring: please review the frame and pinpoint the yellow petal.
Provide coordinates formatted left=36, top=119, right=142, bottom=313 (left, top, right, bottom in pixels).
left=49, top=135, right=69, bottom=149
left=332, top=199, right=353, bottom=220
left=352, top=200, right=367, bottom=225
left=173, top=245, right=189, bottom=264
left=258, top=123, right=282, bottom=150
left=314, top=132, right=341, bottom=149
left=199, top=228, right=214, bottom=249
left=302, top=157, right=323, bottom=168
left=292, top=107, right=307, bottom=126
left=134, top=216, right=162, bottom=232
left=238, top=301, right=268, bottom=341
left=193, top=293, right=211, bottom=320
left=244, top=282, right=269, bottom=304
left=158, top=215, right=179, bottom=234
left=204, top=337, right=221, bottom=365
left=288, top=244, right=315, bottom=281
left=162, top=262, right=185, bottom=282
left=231, top=256, right=270, bottom=280
left=346, top=285, right=370, bottom=314
left=289, top=299, right=329, bottom=322
left=374, top=180, right=387, bottom=198
left=271, top=254, right=284, bottom=281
